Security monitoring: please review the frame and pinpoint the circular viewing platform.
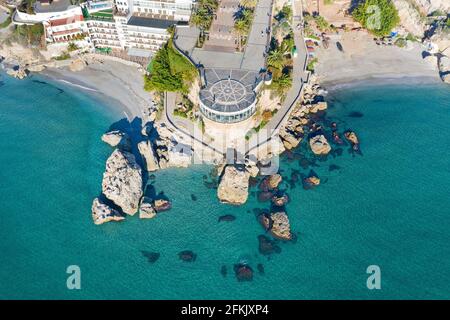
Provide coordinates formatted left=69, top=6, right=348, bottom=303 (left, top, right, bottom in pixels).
left=199, top=69, right=262, bottom=124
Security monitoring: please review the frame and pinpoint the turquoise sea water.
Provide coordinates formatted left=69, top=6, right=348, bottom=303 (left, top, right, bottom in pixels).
left=0, top=72, right=449, bottom=299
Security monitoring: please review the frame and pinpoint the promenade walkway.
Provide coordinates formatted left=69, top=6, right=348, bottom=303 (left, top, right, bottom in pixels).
left=167, top=0, right=309, bottom=159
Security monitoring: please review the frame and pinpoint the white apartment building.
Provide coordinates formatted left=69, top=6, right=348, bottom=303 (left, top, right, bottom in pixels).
left=13, top=0, right=193, bottom=56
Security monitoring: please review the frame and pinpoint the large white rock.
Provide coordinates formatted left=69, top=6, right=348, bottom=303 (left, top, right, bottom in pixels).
left=270, top=211, right=291, bottom=240
left=309, top=134, right=331, bottom=155
left=139, top=196, right=156, bottom=219
left=102, top=149, right=143, bottom=215
left=91, top=198, right=125, bottom=225
left=217, top=165, right=250, bottom=205
left=138, top=140, right=159, bottom=172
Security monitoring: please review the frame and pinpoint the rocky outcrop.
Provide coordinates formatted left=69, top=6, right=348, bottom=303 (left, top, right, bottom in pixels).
left=217, top=165, right=250, bottom=205
left=393, top=0, right=426, bottom=37
left=272, top=194, right=289, bottom=206
left=153, top=199, right=172, bottom=212
left=102, top=149, right=143, bottom=215
left=267, top=174, right=282, bottom=189
left=139, top=196, right=156, bottom=219
left=101, top=130, right=130, bottom=149
left=6, top=66, right=29, bottom=79
left=270, top=211, right=291, bottom=240
left=91, top=197, right=125, bottom=225
left=414, top=0, right=450, bottom=14
left=309, top=134, right=331, bottom=155
left=138, top=140, right=159, bottom=172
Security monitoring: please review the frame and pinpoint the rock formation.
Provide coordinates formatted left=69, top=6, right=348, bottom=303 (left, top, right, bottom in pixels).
left=393, top=0, right=426, bottom=37
left=91, top=197, right=125, bottom=225
left=102, top=149, right=143, bottom=215
left=6, top=66, right=29, bottom=79
left=153, top=199, right=172, bottom=212
left=217, top=165, right=250, bottom=205
left=137, top=140, right=159, bottom=172
left=101, top=130, right=130, bottom=149
left=270, top=211, right=292, bottom=240
left=309, top=134, right=331, bottom=155
left=139, top=196, right=156, bottom=219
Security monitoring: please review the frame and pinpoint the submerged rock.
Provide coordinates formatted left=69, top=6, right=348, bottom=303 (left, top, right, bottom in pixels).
left=138, top=140, right=159, bottom=172
left=139, top=197, right=156, bottom=219
left=218, top=214, right=236, bottom=222
left=258, top=235, right=281, bottom=255
left=91, top=197, right=125, bottom=225
left=221, top=265, right=227, bottom=277
left=309, top=134, right=331, bottom=155
left=257, top=263, right=265, bottom=275
left=178, top=250, right=197, bottom=262
left=217, top=165, right=250, bottom=205
left=141, top=251, right=160, bottom=263
left=153, top=199, right=172, bottom=212
left=234, top=264, right=253, bottom=281
left=102, top=149, right=143, bottom=215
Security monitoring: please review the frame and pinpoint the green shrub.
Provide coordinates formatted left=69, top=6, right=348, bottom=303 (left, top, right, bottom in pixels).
left=352, top=0, right=400, bottom=36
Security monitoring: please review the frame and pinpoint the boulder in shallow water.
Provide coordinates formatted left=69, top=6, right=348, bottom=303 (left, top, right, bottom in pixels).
left=138, top=140, right=159, bottom=172
left=102, top=149, right=143, bottom=215
left=218, top=214, right=236, bottom=222
left=139, top=197, right=156, bottom=219
left=270, top=211, right=292, bottom=240
left=271, top=194, right=289, bottom=206
left=234, top=264, right=253, bottom=281
left=267, top=174, right=282, bottom=189
left=258, top=235, right=281, bottom=255
left=91, top=197, right=125, bottom=225
left=141, top=251, right=160, bottom=263
left=217, top=165, right=250, bottom=205
left=153, top=199, right=172, bottom=212
left=101, top=130, right=130, bottom=149
left=178, top=250, right=197, bottom=262
left=309, top=134, right=331, bottom=155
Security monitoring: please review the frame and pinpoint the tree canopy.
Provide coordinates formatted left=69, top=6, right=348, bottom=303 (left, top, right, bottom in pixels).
left=352, top=0, right=400, bottom=36
left=144, top=40, right=197, bottom=93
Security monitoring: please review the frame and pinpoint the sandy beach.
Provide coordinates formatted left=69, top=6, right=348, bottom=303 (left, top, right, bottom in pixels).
left=40, top=57, right=153, bottom=119
left=314, top=31, right=442, bottom=88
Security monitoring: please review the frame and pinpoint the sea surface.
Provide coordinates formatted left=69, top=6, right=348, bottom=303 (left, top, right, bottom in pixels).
left=0, top=72, right=449, bottom=299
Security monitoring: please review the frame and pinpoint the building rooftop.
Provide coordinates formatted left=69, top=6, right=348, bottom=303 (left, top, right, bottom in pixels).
left=127, top=16, right=177, bottom=29
left=34, top=0, right=73, bottom=13
left=199, top=69, right=262, bottom=113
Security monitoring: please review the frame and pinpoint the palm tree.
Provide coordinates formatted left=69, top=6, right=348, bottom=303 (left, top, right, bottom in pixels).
left=273, top=73, right=292, bottom=95
left=267, top=49, right=285, bottom=70
left=240, top=0, right=257, bottom=9
left=234, top=19, right=248, bottom=51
